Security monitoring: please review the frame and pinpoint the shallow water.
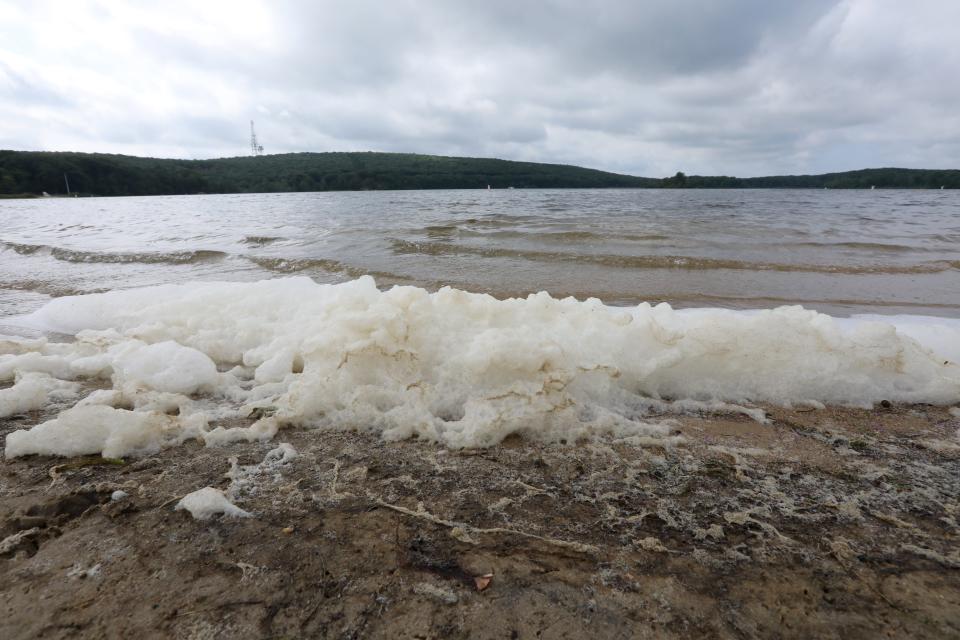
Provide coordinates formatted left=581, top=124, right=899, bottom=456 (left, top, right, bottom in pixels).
left=1, top=188, right=958, bottom=317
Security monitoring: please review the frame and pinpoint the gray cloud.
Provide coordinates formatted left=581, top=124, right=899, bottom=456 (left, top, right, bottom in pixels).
left=437, top=1, right=837, bottom=77
left=0, top=0, right=958, bottom=176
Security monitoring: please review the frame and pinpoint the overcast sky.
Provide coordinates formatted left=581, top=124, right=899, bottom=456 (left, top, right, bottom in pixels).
left=1, top=0, right=958, bottom=177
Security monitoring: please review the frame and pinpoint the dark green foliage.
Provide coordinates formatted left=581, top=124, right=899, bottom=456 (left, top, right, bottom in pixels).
left=0, top=150, right=957, bottom=196
left=663, top=171, right=688, bottom=188
left=0, top=150, right=658, bottom=196
left=683, top=168, right=960, bottom=189
left=739, top=168, right=960, bottom=189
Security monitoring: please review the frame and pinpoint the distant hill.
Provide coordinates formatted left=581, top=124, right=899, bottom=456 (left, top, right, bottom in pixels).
left=0, top=150, right=658, bottom=196
left=0, top=150, right=957, bottom=196
left=679, top=168, right=960, bottom=189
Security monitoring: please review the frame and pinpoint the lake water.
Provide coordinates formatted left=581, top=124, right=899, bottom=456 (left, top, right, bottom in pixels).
left=1, top=188, right=959, bottom=319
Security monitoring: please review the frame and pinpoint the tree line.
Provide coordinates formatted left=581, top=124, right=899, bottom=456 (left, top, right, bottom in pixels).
left=1, top=150, right=957, bottom=197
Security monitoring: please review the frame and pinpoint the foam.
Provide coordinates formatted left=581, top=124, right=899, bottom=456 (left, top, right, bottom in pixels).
left=5, top=405, right=205, bottom=458
left=2, top=276, right=958, bottom=458
left=845, top=314, right=960, bottom=364
left=110, top=340, right=219, bottom=395
left=176, top=487, right=251, bottom=520
left=0, top=372, right=79, bottom=418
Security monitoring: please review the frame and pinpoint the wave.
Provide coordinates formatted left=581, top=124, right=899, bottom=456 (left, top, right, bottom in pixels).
left=702, top=202, right=741, bottom=209
left=242, top=236, right=284, bottom=246
left=52, top=248, right=227, bottom=265
left=421, top=227, right=670, bottom=243
left=0, top=279, right=104, bottom=298
left=2, top=242, right=45, bottom=255
left=245, top=255, right=410, bottom=283
left=541, top=231, right=670, bottom=242
left=657, top=292, right=960, bottom=311
left=790, top=241, right=927, bottom=253
left=449, top=215, right=540, bottom=228
left=4, top=276, right=958, bottom=458
left=423, top=225, right=460, bottom=238
left=930, top=234, right=960, bottom=243
left=2, top=241, right=227, bottom=265
left=390, top=239, right=959, bottom=275
left=245, top=256, right=365, bottom=277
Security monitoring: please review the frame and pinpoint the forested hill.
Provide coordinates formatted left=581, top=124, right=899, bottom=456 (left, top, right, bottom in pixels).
left=0, top=151, right=658, bottom=196
left=676, top=168, right=960, bottom=189
left=0, top=150, right=957, bottom=196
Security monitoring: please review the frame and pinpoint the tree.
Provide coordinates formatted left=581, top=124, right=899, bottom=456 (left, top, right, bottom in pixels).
left=0, top=170, right=17, bottom=193
left=664, top=171, right=687, bottom=188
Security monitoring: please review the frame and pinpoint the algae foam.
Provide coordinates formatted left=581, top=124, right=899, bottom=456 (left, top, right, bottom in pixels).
left=2, top=276, right=958, bottom=458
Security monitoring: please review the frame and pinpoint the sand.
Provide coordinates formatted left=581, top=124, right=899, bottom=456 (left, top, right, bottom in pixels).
left=1, top=402, right=959, bottom=639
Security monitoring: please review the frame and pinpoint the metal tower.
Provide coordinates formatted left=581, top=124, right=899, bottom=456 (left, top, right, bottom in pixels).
left=250, top=120, right=264, bottom=156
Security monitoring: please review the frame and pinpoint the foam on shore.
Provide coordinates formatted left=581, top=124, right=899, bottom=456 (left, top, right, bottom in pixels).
left=2, top=276, right=958, bottom=458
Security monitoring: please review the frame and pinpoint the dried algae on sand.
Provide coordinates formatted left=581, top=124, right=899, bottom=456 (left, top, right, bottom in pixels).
left=1, top=403, right=959, bottom=639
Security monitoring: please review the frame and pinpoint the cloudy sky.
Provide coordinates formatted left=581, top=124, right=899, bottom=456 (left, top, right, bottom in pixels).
left=1, top=0, right=958, bottom=177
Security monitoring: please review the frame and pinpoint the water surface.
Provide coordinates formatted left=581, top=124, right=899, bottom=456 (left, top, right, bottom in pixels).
left=1, top=188, right=958, bottom=318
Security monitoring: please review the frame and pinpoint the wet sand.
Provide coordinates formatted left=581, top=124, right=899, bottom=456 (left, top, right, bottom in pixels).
left=1, top=403, right=958, bottom=639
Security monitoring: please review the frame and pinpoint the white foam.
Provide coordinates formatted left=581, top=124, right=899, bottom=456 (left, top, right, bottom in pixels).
left=4, top=405, right=204, bottom=459
left=0, top=352, right=73, bottom=382
left=110, top=340, right=219, bottom=395
left=846, top=314, right=960, bottom=365
left=175, top=487, right=251, bottom=520
left=0, top=372, right=79, bottom=418
left=2, top=276, right=958, bottom=457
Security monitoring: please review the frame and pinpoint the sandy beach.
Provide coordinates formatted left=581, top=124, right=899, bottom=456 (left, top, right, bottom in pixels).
left=3, top=401, right=958, bottom=639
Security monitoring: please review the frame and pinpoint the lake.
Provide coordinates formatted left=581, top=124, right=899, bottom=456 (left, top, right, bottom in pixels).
left=1, top=188, right=959, bottom=319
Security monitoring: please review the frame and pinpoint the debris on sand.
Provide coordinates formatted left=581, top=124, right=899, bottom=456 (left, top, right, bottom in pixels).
left=175, top=487, right=251, bottom=520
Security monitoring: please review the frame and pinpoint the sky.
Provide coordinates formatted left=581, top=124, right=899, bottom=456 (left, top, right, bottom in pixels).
left=1, top=0, right=958, bottom=177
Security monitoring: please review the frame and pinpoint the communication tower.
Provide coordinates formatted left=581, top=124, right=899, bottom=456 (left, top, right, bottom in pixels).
left=250, top=120, right=264, bottom=156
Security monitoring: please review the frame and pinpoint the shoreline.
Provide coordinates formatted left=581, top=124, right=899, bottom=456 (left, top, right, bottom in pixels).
left=2, top=403, right=958, bottom=639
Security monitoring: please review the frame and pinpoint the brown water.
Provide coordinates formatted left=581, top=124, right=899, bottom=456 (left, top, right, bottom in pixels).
left=1, top=188, right=958, bottom=318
